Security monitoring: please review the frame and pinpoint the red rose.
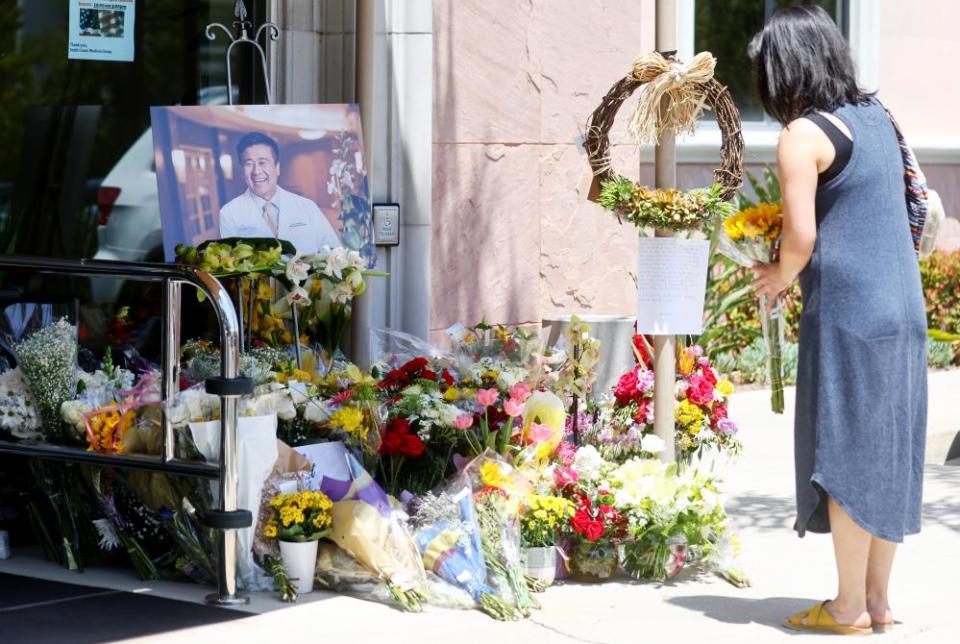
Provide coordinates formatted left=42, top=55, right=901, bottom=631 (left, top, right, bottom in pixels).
left=380, top=418, right=422, bottom=456
left=380, top=430, right=404, bottom=455
left=403, top=357, right=429, bottom=373
left=614, top=370, right=641, bottom=406
left=440, top=369, right=455, bottom=387
left=686, top=374, right=715, bottom=406
left=584, top=520, right=605, bottom=542
left=399, top=434, right=425, bottom=458
left=571, top=509, right=591, bottom=535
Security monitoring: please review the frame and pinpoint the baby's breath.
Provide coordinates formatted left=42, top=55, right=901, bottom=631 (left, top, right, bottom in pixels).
left=14, top=318, right=78, bottom=437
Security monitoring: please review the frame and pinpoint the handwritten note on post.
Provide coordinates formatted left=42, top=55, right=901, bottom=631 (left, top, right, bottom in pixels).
left=636, top=237, right=710, bottom=335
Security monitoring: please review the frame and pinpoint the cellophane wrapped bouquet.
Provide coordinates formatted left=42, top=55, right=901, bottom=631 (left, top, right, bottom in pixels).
left=718, top=202, right=785, bottom=413
left=410, top=478, right=516, bottom=620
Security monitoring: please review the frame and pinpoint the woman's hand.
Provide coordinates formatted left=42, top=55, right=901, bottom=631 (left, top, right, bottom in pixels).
left=752, top=262, right=791, bottom=311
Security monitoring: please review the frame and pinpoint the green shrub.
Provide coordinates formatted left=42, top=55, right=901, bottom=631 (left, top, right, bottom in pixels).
left=715, top=337, right=798, bottom=386
left=928, top=340, right=956, bottom=369
left=920, top=250, right=960, bottom=338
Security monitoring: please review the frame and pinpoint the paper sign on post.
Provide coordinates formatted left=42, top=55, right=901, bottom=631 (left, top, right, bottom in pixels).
left=636, top=237, right=710, bottom=335
left=68, top=0, right=136, bottom=62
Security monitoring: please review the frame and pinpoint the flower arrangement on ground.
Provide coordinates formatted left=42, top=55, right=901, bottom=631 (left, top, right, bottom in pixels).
left=263, top=490, right=333, bottom=543
left=263, top=490, right=333, bottom=594
left=555, top=446, right=628, bottom=581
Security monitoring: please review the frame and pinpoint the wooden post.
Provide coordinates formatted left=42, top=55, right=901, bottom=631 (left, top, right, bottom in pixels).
left=652, top=0, right=677, bottom=463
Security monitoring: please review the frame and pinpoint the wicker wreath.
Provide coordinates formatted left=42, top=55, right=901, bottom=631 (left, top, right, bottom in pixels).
left=584, top=52, right=744, bottom=231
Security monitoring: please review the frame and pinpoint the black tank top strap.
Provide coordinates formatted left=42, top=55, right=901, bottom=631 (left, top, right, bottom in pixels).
left=805, top=112, right=853, bottom=185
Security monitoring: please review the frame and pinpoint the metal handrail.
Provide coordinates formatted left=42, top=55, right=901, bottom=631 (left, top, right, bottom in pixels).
left=0, top=256, right=248, bottom=605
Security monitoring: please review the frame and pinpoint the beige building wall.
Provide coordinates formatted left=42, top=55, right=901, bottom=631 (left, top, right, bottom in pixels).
left=876, top=0, right=960, bottom=140
left=432, top=0, right=656, bottom=342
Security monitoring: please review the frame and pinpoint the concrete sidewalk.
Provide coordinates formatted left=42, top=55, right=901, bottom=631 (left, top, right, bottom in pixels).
left=125, top=384, right=957, bottom=643
left=1, top=380, right=956, bottom=643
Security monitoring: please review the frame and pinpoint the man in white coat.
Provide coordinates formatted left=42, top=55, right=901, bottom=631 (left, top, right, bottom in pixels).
left=219, top=131, right=340, bottom=254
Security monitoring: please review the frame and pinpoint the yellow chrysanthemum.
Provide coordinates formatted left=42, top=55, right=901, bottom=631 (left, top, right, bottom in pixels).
left=329, top=406, right=365, bottom=435
left=676, top=399, right=705, bottom=433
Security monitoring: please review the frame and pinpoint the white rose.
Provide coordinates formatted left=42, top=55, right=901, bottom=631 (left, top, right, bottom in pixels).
left=640, top=433, right=666, bottom=454
left=288, top=381, right=310, bottom=405
left=573, top=445, right=605, bottom=481
left=304, top=399, right=331, bottom=424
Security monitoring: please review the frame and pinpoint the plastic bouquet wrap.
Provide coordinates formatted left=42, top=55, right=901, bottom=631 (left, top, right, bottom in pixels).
left=0, top=367, right=42, bottom=440
left=296, top=442, right=428, bottom=611
left=3, top=311, right=79, bottom=439
left=165, top=384, right=280, bottom=590
left=461, top=453, right=539, bottom=616
left=718, top=202, right=785, bottom=413
left=411, top=480, right=516, bottom=620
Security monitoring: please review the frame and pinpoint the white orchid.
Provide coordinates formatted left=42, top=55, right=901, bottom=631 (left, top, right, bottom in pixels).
left=285, top=254, right=311, bottom=285
left=285, top=285, right=311, bottom=308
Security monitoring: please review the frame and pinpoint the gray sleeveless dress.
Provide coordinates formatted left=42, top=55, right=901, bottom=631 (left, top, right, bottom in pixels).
left=794, top=98, right=927, bottom=543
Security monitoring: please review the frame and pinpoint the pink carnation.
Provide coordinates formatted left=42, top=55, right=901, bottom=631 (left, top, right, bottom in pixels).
left=686, top=374, right=715, bottom=406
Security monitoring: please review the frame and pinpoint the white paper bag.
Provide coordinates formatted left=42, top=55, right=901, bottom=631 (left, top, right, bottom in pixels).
left=189, top=414, right=279, bottom=588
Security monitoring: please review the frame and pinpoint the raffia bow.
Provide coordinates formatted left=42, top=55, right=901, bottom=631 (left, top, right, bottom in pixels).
left=626, top=51, right=717, bottom=146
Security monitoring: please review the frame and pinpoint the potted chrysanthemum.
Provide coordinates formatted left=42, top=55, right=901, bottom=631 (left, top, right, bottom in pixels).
left=519, top=493, right=575, bottom=587
left=263, top=490, right=333, bottom=594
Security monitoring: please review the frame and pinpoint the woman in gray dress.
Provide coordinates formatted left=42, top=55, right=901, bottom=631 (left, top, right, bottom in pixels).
left=749, top=6, right=927, bottom=636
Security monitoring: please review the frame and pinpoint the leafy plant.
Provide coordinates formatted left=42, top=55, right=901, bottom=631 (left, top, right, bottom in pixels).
left=715, top=338, right=798, bottom=386
left=928, top=340, right=956, bottom=369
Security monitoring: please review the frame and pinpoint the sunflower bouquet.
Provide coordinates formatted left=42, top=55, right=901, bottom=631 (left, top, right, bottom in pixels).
left=718, top=202, right=785, bottom=413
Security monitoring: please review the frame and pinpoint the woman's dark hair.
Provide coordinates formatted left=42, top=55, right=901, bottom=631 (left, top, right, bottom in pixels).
left=749, top=5, right=870, bottom=125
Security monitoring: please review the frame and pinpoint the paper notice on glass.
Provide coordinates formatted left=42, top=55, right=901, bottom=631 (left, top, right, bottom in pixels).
left=68, top=0, right=136, bottom=62
left=636, top=237, right=710, bottom=335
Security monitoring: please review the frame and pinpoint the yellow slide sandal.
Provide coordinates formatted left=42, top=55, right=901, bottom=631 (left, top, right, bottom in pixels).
left=783, top=600, right=872, bottom=636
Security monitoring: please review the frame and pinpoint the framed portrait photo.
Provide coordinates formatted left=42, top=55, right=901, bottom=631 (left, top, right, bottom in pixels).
left=150, top=104, right=375, bottom=267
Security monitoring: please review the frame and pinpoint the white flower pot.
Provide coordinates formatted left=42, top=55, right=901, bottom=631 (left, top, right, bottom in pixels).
left=279, top=539, right=319, bottom=594
left=522, top=546, right=557, bottom=587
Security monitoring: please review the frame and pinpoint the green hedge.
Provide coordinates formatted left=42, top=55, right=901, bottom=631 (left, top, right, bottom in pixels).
left=704, top=249, right=960, bottom=383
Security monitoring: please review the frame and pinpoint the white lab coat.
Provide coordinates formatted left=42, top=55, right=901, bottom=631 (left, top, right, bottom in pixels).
left=218, top=186, right=340, bottom=255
